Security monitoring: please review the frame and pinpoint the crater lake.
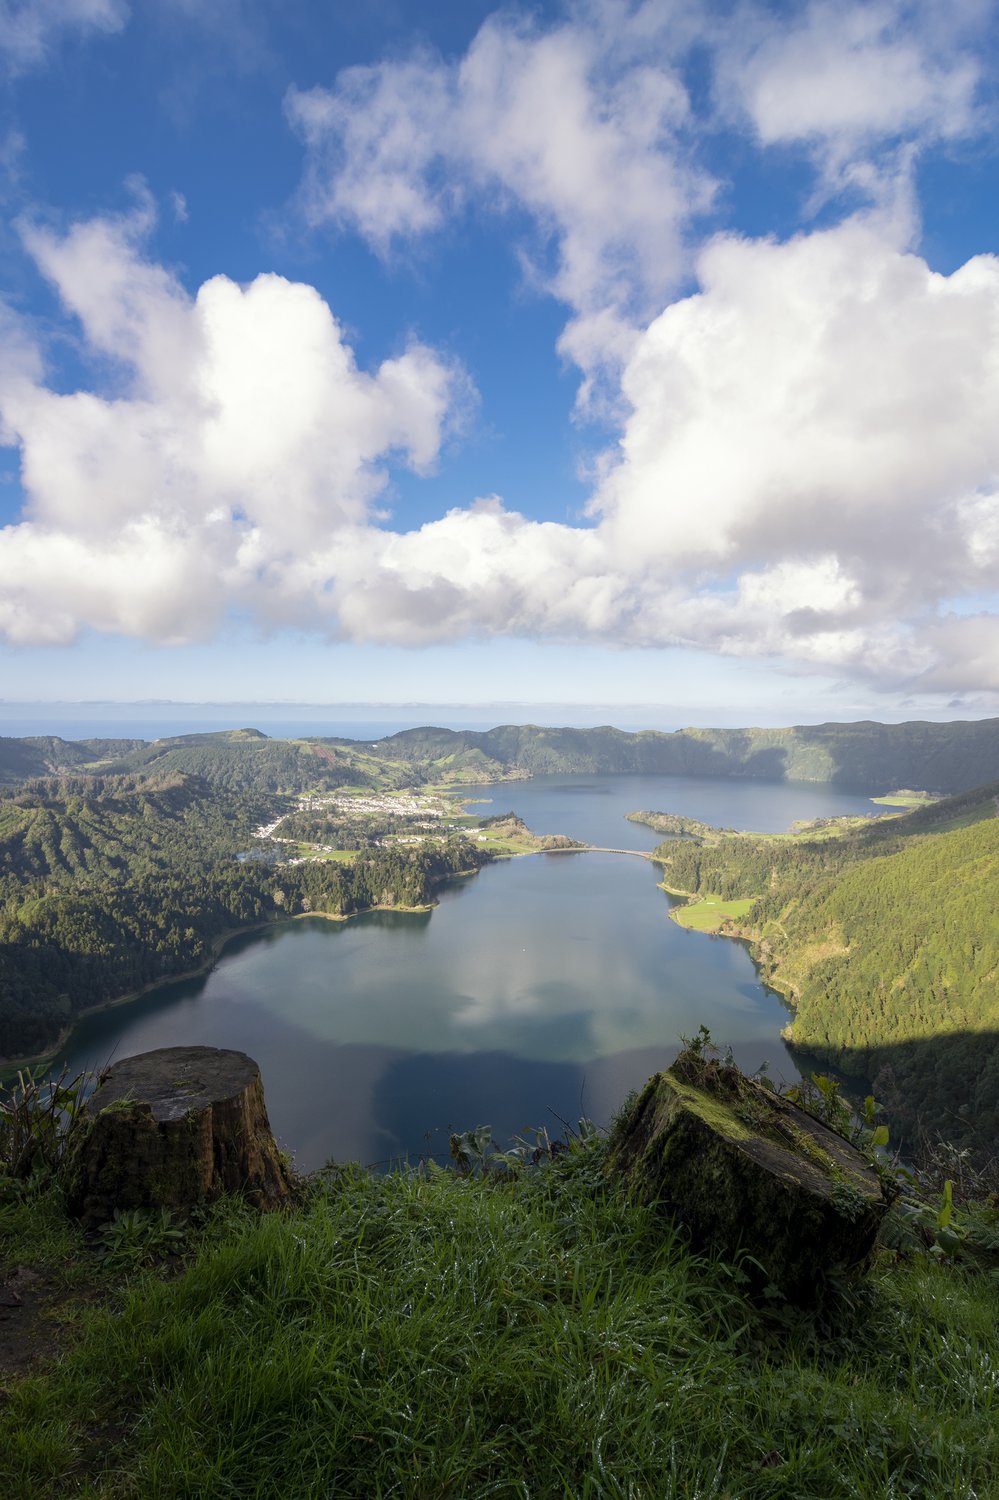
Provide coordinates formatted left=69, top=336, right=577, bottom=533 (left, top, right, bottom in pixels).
left=52, top=774, right=882, bottom=1169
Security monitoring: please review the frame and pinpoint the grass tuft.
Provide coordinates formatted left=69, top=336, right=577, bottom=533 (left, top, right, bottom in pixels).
left=1, top=1141, right=998, bottom=1497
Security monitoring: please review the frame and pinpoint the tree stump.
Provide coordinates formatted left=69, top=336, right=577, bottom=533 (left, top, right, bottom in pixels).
left=606, top=1049, right=892, bottom=1301
left=66, top=1046, right=294, bottom=1228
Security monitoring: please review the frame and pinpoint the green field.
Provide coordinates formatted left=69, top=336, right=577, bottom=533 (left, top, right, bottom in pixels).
left=292, top=846, right=357, bottom=863
left=870, top=791, right=937, bottom=808
left=670, top=895, right=758, bottom=931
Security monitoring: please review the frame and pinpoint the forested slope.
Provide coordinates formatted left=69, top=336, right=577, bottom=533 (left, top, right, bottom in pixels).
left=101, top=729, right=416, bottom=795
left=3, top=717, right=999, bottom=792
left=652, top=784, right=999, bottom=1156
left=363, top=718, right=999, bottom=791
left=0, top=735, right=144, bottom=785
left=0, top=774, right=485, bottom=1062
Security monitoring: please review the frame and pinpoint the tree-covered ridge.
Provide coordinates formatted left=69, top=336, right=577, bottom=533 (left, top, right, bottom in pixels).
left=5, top=716, right=999, bottom=794
left=0, top=736, right=147, bottom=786
left=100, top=730, right=420, bottom=796
left=0, top=772, right=265, bottom=881
left=0, top=772, right=487, bottom=1063
left=367, top=718, right=999, bottom=792
left=648, top=784, right=999, bottom=1157
left=0, top=728, right=422, bottom=795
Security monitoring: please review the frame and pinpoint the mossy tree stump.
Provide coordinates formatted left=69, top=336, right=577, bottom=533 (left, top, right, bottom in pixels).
left=67, top=1046, right=294, bottom=1228
left=606, top=1049, right=892, bottom=1301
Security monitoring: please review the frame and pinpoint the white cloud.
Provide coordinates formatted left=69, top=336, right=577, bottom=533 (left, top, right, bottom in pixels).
left=286, top=6, right=714, bottom=386
left=0, top=0, right=128, bottom=71
left=304, top=213, right=999, bottom=692
left=714, top=0, right=986, bottom=208
left=3, top=206, right=999, bottom=694
left=285, top=0, right=991, bottom=390
left=721, top=1, right=980, bottom=147
left=595, top=216, right=999, bottom=586
left=0, top=205, right=465, bottom=643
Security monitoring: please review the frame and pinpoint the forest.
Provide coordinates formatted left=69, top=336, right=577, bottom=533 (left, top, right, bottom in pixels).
left=0, top=772, right=485, bottom=1061
left=3, top=728, right=999, bottom=1156
left=651, top=783, right=999, bottom=1159
left=5, top=715, right=999, bottom=794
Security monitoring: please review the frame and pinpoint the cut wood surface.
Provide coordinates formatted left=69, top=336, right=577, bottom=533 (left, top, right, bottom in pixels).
left=67, top=1046, right=293, bottom=1227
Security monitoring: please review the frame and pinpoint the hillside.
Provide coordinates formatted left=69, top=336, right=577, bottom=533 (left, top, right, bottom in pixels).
left=0, top=729, right=421, bottom=795
left=99, top=729, right=418, bottom=796
left=651, top=783, right=999, bottom=1155
left=4, top=716, right=999, bottom=794
left=0, top=735, right=144, bottom=785
left=2, top=1119, right=998, bottom=1499
left=0, top=773, right=486, bottom=1062
left=347, top=718, right=999, bottom=792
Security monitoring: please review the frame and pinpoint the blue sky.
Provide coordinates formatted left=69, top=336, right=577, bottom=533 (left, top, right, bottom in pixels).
left=1, top=0, right=998, bottom=726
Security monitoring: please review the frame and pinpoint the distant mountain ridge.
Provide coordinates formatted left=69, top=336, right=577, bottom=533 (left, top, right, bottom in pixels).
left=2, top=717, right=998, bottom=794
left=367, top=720, right=999, bottom=791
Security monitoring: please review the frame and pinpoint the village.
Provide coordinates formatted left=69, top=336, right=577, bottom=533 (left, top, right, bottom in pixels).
left=251, top=789, right=481, bottom=863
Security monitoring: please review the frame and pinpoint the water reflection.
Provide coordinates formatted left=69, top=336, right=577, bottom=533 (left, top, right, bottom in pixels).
left=54, top=851, right=802, bottom=1169
left=49, top=777, right=881, bottom=1168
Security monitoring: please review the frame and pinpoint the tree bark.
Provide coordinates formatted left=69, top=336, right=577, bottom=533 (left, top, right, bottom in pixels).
left=67, top=1046, right=294, bottom=1228
left=606, top=1048, right=891, bottom=1301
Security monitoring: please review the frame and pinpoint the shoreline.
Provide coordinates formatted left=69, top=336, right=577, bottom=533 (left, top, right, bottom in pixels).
left=656, top=875, right=800, bottom=1004
left=0, top=919, right=276, bottom=1076
left=0, top=880, right=477, bottom=1078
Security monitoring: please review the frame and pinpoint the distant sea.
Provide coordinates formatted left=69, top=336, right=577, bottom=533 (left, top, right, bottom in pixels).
left=0, top=718, right=489, bottom=743
left=0, top=709, right=680, bottom=743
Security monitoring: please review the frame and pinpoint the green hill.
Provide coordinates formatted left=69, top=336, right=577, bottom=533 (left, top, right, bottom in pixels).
left=365, top=718, right=999, bottom=792
left=3, top=717, right=999, bottom=794
left=0, top=773, right=484, bottom=1062
left=2, top=1119, right=998, bottom=1498
left=100, top=730, right=414, bottom=796
left=651, top=784, right=999, bottom=1155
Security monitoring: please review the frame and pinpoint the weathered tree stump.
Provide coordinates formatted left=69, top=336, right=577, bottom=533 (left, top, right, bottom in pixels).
left=606, top=1049, right=892, bottom=1301
left=67, top=1046, right=294, bottom=1228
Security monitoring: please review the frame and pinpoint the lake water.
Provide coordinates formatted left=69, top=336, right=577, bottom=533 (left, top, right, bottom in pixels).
left=54, top=775, right=884, bottom=1170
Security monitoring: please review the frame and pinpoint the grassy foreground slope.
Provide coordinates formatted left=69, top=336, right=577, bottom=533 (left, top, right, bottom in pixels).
left=3, top=1140, right=999, bottom=1499
left=652, top=785, right=999, bottom=1155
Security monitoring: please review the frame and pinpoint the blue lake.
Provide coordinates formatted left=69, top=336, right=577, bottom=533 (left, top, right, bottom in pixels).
left=54, top=774, right=885, bottom=1171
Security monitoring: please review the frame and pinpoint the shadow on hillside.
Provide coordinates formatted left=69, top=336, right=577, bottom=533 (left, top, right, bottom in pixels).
left=793, top=719, right=999, bottom=793
left=790, top=1030, right=999, bottom=1164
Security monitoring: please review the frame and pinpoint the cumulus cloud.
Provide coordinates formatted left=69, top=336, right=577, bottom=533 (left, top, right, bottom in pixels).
left=0, top=204, right=466, bottom=642
left=286, top=4, right=714, bottom=387
left=4, top=198, right=997, bottom=692
left=0, top=0, right=128, bottom=72
left=716, top=0, right=982, bottom=152
left=285, top=0, right=990, bottom=387
left=595, top=216, right=999, bottom=585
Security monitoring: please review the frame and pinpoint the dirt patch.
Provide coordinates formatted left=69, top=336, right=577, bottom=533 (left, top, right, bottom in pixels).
left=0, top=1263, right=94, bottom=1384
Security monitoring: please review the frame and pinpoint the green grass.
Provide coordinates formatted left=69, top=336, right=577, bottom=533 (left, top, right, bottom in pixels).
left=671, top=896, right=759, bottom=932
left=291, top=845, right=357, bottom=863
left=471, top=830, right=537, bottom=854
left=3, top=1150, right=998, bottom=1499
left=871, top=792, right=937, bottom=808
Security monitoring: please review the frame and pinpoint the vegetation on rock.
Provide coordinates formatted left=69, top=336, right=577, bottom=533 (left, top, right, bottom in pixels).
left=606, top=1045, right=891, bottom=1300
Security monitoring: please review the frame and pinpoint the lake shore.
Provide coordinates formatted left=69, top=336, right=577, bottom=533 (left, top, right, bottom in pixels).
left=0, top=882, right=475, bottom=1077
